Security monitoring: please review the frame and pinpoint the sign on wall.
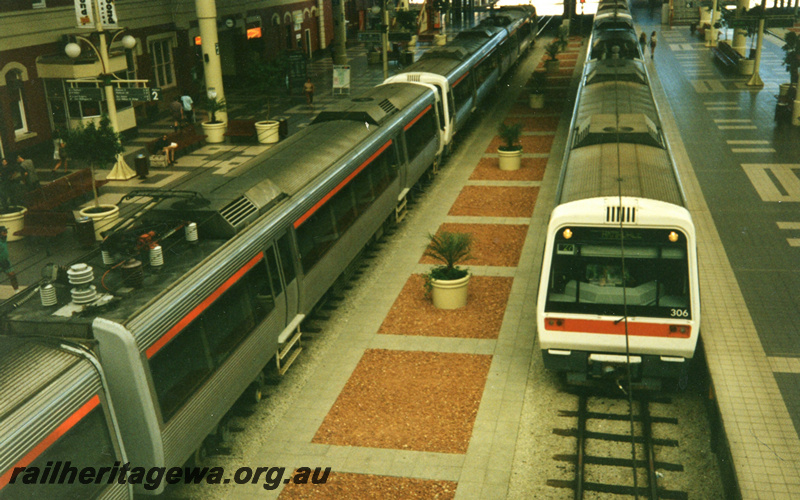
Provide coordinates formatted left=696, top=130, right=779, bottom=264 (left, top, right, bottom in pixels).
left=75, top=0, right=119, bottom=29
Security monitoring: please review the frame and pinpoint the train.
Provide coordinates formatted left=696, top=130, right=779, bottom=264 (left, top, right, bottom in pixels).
left=536, top=0, right=701, bottom=389
left=0, top=5, right=537, bottom=497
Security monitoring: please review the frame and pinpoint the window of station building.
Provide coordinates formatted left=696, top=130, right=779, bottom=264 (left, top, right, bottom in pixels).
left=149, top=258, right=274, bottom=422
left=295, top=143, right=398, bottom=273
left=5, top=69, right=29, bottom=136
left=149, top=38, right=176, bottom=89
left=404, top=109, right=437, bottom=161
left=2, top=406, right=117, bottom=498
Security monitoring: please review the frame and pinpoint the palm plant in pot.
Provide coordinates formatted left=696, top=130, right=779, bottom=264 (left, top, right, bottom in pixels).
left=497, top=122, right=523, bottom=171
left=199, top=96, right=227, bottom=143
left=424, top=231, right=473, bottom=309
left=544, top=41, right=562, bottom=73
left=63, top=115, right=124, bottom=240
left=527, top=70, right=547, bottom=109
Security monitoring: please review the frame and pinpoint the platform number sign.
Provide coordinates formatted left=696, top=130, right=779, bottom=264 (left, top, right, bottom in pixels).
left=151, top=87, right=162, bottom=101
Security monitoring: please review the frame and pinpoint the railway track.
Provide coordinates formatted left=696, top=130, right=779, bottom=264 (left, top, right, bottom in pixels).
left=548, top=389, right=688, bottom=500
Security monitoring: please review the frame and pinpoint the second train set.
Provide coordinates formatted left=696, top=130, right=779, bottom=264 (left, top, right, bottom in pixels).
left=536, top=0, right=701, bottom=388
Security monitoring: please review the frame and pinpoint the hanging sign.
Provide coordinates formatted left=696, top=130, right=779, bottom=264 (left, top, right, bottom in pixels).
left=75, top=0, right=119, bottom=29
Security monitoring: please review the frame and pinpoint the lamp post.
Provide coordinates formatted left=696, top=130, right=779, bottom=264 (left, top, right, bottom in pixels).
left=64, top=0, right=136, bottom=133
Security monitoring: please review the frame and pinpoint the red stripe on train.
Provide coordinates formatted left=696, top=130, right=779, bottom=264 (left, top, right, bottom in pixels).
left=543, top=318, right=691, bottom=338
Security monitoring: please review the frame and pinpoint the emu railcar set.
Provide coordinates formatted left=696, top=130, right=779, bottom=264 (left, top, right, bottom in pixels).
left=536, top=0, right=700, bottom=388
left=0, top=6, right=536, bottom=497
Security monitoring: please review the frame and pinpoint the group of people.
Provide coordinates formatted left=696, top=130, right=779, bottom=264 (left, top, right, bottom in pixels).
left=0, top=155, right=39, bottom=212
left=639, top=31, right=657, bottom=59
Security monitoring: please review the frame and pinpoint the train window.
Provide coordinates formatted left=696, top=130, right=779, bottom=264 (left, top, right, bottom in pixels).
left=150, top=260, right=273, bottom=421
left=351, top=163, right=376, bottom=213
left=545, top=228, right=691, bottom=318
left=296, top=208, right=335, bottom=272
left=277, top=233, right=296, bottom=284
left=2, top=407, right=117, bottom=499
left=474, top=54, right=497, bottom=87
left=452, top=76, right=473, bottom=114
left=329, top=184, right=358, bottom=235
left=404, top=110, right=437, bottom=161
left=150, top=318, right=214, bottom=420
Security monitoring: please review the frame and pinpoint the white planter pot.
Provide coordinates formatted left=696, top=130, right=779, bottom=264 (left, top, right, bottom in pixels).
left=529, top=92, right=545, bottom=109
left=793, top=99, right=800, bottom=127
left=255, top=120, right=280, bottom=144
left=79, top=204, right=120, bottom=241
left=545, top=59, right=560, bottom=73
left=498, top=147, right=522, bottom=171
left=779, top=83, right=793, bottom=97
left=0, top=207, right=27, bottom=242
left=202, top=121, right=227, bottom=144
left=738, top=59, right=755, bottom=76
left=431, top=273, right=470, bottom=309
left=434, top=34, right=447, bottom=46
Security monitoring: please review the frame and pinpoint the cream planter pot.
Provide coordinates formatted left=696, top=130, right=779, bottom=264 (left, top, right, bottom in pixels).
left=431, top=274, right=470, bottom=309
left=0, top=207, right=27, bottom=241
left=498, top=147, right=522, bottom=171
left=202, top=121, right=227, bottom=144
left=545, top=59, right=560, bottom=73
left=255, top=120, right=280, bottom=144
left=529, top=92, right=545, bottom=109
left=79, top=205, right=120, bottom=241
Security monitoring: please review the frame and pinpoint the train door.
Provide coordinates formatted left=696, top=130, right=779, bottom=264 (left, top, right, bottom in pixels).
left=264, top=245, right=287, bottom=330
left=274, top=232, right=298, bottom=321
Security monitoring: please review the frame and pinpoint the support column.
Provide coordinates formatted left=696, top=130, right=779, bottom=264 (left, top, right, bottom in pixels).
left=732, top=0, right=749, bottom=56
left=331, top=0, right=347, bottom=65
left=318, top=0, right=326, bottom=49
left=196, top=0, right=227, bottom=123
left=706, top=0, right=718, bottom=47
left=747, top=0, right=768, bottom=87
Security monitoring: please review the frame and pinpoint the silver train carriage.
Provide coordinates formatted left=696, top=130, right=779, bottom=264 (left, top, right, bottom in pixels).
left=0, top=338, right=131, bottom=499
left=536, top=13, right=700, bottom=388
left=1, top=82, right=443, bottom=495
left=385, top=4, right=536, bottom=151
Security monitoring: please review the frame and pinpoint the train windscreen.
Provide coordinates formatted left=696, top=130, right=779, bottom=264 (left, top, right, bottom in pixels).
left=544, top=227, right=691, bottom=320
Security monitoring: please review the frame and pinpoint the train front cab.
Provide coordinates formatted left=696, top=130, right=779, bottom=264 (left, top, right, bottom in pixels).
left=0, top=339, right=132, bottom=499
left=538, top=201, right=700, bottom=389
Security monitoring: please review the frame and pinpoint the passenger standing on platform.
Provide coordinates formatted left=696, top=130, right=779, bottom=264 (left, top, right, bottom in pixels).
left=170, top=97, right=184, bottom=131
left=650, top=31, right=657, bottom=59
left=15, top=155, right=38, bottom=190
left=0, top=226, right=19, bottom=293
left=180, top=93, right=194, bottom=123
left=639, top=32, right=647, bottom=58
left=0, top=159, right=19, bottom=211
left=52, top=137, right=68, bottom=172
left=303, top=78, right=315, bottom=108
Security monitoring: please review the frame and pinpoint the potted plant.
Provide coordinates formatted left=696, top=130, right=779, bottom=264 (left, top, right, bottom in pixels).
left=544, top=41, right=562, bottom=73
left=199, top=96, right=227, bottom=143
left=424, top=231, right=473, bottom=309
left=63, top=115, right=123, bottom=240
left=497, top=122, right=523, bottom=171
left=527, top=71, right=547, bottom=109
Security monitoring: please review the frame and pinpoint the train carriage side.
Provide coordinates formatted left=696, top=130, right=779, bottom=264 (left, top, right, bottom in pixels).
left=0, top=82, right=440, bottom=495
left=537, top=43, right=700, bottom=387
left=0, top=339, right=132, bottom=499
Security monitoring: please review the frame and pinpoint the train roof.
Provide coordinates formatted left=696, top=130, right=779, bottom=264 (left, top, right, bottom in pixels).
left=559, top=143, right=683, bottom=207
left=591, top=30, right=640, bottom=60
left=585, top=58, right=647, bottom=85
left=1, top=82, right=435, bottom=337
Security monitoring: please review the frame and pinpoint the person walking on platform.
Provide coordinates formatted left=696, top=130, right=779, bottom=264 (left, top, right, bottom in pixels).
left=180, top=93, right=194, bottom=124
left=639, top=32, right=647, bottom=58
left=0, top=158, right=20, bottom=211
left=0, top=226, right=19, bottom=293
left=170, top=97, right=184, bottom=131
left=304, top=78, right=315, bottom=108
left=15, top=155, right=38, bottom=190
left=649, top=31, right=657, bottom=59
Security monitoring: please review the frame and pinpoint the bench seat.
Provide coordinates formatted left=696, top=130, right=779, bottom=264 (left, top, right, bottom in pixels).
left=711, top=41, right=744, bottom=72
